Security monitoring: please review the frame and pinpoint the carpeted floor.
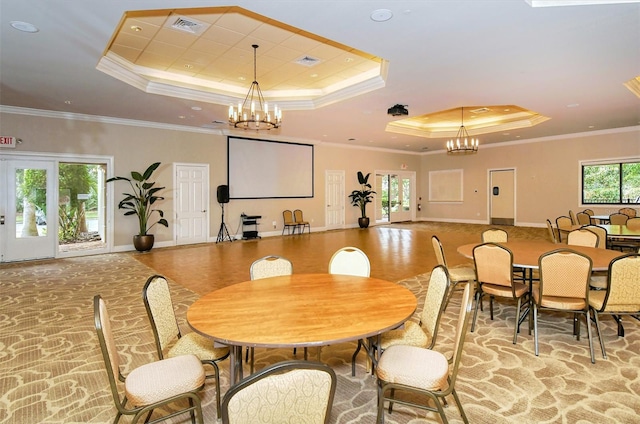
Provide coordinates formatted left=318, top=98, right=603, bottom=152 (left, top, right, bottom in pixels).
left=2, top=240, right=640, bottom=424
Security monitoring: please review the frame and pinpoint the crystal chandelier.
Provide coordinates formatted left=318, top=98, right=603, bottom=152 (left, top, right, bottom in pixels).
left=446, top=107, right=479, bottom=154
left=228, top=45, right=281, bottom=130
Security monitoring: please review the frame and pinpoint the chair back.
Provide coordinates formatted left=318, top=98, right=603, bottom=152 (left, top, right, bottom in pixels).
left=600, top=254, right=640, bottom=312
left=609, top=213, right=629, bottom=225
left=626, top=217, right=640, bottom=230
left=538, top=249, right=592, bottom=301
left=447, top=281, right=474, bottom=388
left=419, top=265, right=452, bottom=348
left=481, top=228, right=508, bottom=243
left=619, top=207, right=637, bottom=218
left=473, top=243, right=513, bottom=288
left=142, top=275, right=181, bottom=358
left=328, top=246, right=370, bottom=277
left=569, top=210, right=578, bottom=225
left=581, top=224, right=607, bottom=249
left=431, top=235, right=448, bottom=267
left=583, top=209, right=594, bottom=216
left=567, top=228, right=598, bottom=248
left=556, top=216, right=573, bottom=242
left=221, top=360, right=336, bottom=424
left=576, top=212, right=591, bottom=225
left=546, top=219, right=558, bottom=243
left=94, top=295, right=125, bottom=408
left=293, top=209, right=306, bottom=223
left=250, top=255, right=293, bottom=280
left=283, top=209, right=295, bottom=224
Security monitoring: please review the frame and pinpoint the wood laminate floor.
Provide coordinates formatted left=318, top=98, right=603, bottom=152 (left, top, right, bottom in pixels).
left=134, top=221, right=548, bottom=295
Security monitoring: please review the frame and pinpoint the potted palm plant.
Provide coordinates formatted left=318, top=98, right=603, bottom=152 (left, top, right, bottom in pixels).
left=348, top=171, right=376, bottom=228
left=106, top=162, right=168, bottom=251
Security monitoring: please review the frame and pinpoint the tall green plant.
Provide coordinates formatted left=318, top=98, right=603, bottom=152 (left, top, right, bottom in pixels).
left=106, top=162, right=168, bottom=235
left=348, top=171, right=376, bottom=218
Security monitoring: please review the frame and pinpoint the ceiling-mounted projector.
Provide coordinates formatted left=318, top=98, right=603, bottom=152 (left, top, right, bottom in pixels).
left=388, top=104, right=408, bottom=116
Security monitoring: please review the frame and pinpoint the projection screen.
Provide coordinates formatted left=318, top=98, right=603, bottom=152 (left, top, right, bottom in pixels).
left=227, top=136, right=314, bottom=199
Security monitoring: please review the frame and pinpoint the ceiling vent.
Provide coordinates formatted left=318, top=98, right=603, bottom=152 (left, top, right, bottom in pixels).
left=168, top=16, right=209, bottom=35
left=470, top=107, right=491, bottom=114
left=295, top=55, right=321, bottom=67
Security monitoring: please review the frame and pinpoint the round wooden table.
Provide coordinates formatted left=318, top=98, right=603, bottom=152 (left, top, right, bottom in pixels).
left=457, top=240, right=624, bottom=271
left=187, top=273, right=417, bottom=382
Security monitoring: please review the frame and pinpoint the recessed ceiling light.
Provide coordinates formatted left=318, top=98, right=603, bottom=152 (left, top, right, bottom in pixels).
left=588, top=125, right=595, bottom=129
left=10, top=21, right=39, bottom=33
left=130, top=25, right=143, bottom=32
left=178, top=115, right=186, bottom=119
left=191, top=106, right=202, bottom=111
left=184, top=64, right=193, bottom=69
left=64, top=100, right=72, bottom=105
left=371, top=9, right=393, bottom=22
left=348, top=138, right=357, bottom=141
left=567, top=103, right=580, bottom=108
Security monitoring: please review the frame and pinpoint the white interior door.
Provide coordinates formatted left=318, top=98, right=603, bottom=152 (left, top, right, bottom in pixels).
left=175, top=164, right=209, bottom=245
left=490, top=169, right=515, bottom=226
left=1, top=159, right=56, bottom=262
left=325, top=170, right=344, bottom=229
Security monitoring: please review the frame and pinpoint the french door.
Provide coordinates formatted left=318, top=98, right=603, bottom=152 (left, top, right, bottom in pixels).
left=376, top=171, right=415, bottom=223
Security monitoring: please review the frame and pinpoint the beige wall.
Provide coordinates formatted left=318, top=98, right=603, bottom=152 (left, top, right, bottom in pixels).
left=0, top=111, right=420, bottom=248
left=419, top=128, right=640, bottom=226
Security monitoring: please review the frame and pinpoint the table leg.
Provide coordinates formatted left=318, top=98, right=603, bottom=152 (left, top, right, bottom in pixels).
left=229, top=345, right=243, bottom=384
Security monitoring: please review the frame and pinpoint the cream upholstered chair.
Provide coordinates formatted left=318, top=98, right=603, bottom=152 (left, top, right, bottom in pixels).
left=556, top=216, right=573, bottom=242
left=533, top=249, right=595, bottom=363
left=567, top=228, right=599, bottom=248
left=581, top=225, right=607, bottom=249
left=328, top=246, right=370, bottom=277
left=221, top=360, right=336, bottom=424
left=609, top=213, right=629, bottom=225
left=472, top=243, right=529, bottom=344
left=95, top=295, right=206, bottom=424
left=619, top=207, right=637, bottom=218
left=282, top=209, right=298, bottom=235
left=142, top=276, right=229, bottom=417
left=569, top=210, right=578, bottom=225
left=248, top=255, right=297, bottom=370
left=576, top=211, right=592, bottom=225
left=431, top=235, right=476, bottom=292
left=293, top=209, right=311, bottom=234
left=353, top=265, right=451, bottom=376
left=590, top=254, right=640, bottom=359
left=481, top=228, right=508, bottom=243
left=626, top=217, right=640, bottom=229
left=375, top=281, right=473, bottom=424
left=580, top=225, right=609, bottom=289
left=546, top=219, right=558, bottom=243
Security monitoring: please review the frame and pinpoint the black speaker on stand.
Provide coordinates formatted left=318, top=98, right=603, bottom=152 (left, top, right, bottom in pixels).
left=216, top=185, right=233, bottom=243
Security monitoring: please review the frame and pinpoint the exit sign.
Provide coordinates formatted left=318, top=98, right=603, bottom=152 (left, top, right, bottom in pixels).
left=0, top=136, right=17, bottom=148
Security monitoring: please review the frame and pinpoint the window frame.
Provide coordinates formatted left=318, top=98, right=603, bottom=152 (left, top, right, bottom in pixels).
left=581, top=157, right=640, bottom=206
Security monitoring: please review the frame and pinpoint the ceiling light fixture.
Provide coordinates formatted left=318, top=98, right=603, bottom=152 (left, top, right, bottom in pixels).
left=446, top=107, right=479, bottom=154
left=228, top=45, right=281, bottom=130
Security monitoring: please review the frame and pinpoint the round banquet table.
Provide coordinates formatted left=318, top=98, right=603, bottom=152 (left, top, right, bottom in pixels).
left=457, top=240, right=624, bottom=271
left=187, top=273, right=417, bottom=382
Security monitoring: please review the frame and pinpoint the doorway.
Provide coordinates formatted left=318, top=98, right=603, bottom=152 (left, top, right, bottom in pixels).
left=325, top=170, right=345, bottom=230
left=174, top=163, right=209, bottom=245
left=489, top=169, right=516, bottom=226
left=376, top=171, right=415, bottom=223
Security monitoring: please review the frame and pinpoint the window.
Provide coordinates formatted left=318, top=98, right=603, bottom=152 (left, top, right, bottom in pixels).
left=582, top=160, right=640, bottom=205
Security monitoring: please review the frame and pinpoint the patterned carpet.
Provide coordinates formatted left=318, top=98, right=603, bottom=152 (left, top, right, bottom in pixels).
left=2, top=244, right=640, bottom=423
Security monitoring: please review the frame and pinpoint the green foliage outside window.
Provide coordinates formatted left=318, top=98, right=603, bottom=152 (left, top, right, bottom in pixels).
left=583, top=161, right=640, bottom=204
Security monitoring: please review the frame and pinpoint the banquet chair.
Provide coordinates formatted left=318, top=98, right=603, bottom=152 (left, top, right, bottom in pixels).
left=546, top=219, right=558, bottom=243
left=328, top=246, right=370, bottom=276
left=95, top=295, right=206, bottom=424
left=581, top=225, right=607, bottom=249
left=583, top=209, right=596, bottom=224
left=569, top=210, right=578, bottom=225
left=248, top=256, right=297, bottom=370
left=375, top=281, right=473, bottom=424
left=576, top=211, right=592, bottom=225
left=293, top=209, right=311, bottom=234
left=609, top=213, right=629, bottom=225
left=472, top=243, right=529, bottom=344
left=619, top=207, right=637, bottom=218
left=431, top=235, right=476, bottom=296
left=556, top=216, right=573, bottom=242
left=579, top=225, right=609, bottom=289
left=567, top=228, right=599, bottom=248
left=626, top=217, right=640, bottom=229
left=481, top=228, right=508, bottom=243
left=589, top=254, right=640, bottom=359
left=533, top=249, right=595, bottom=363
left=221, top=360, right=336, bottom=424
left=353, top=265, right=451, bottom=376
left=142, top=276, right=229, bottom=417
left=282, top=209, right=298, bottom=235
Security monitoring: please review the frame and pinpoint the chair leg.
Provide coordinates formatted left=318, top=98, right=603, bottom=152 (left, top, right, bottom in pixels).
left=205, top=360, right=223, bottom=418
left=513, top=297, right=522, bottom=344
left=451, top=389, right=470, bottom=424
left=585, top=310, right=595, bottom=363
left=471, top=290, right=482, bottom=332
left=592, top=310, right=607, bottom=359
left=489, top=295, right=494, bottom=321
left=534, top=304, right=540, bottom=356
left=613, top=314, right=625, bottom=337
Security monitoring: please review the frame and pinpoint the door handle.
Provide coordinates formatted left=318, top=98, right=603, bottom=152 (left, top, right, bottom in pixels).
left=0, top=215, right=4, bottom=225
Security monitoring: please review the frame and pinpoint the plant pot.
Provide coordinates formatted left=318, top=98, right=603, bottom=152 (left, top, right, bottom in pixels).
left=133, top=234, right=155, bottom=252
left=358, top=217, right=370, bottom=228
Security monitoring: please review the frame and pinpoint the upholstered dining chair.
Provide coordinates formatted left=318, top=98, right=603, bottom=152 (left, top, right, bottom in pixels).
left=569, top=210, right=578, bottom=225
left=248, top=255, right=297, bottom=370
left=95, top=295, right=206, bottom=424
left=579, top=225, right=609, bottom=289
left=609, top=213, right=629, bottom=225
left=282, top=209, right=298, bottom=235
left=567, top=228, right=599, bottom=248
left=481, top=228, right=508, bottom=243
left=626, top=217, right=640, bottom=229
left=142, top=276, right=229, bottom=417
left=431, top=235, right=476, bottom=295
left=221, top=360, right=337, bottom=424
left=533, top=249, right=595, bottom=363
left=589, top=253, right=640, bottom=359
left=352, top=265, right=452, bottom=376
left=293, top=209, right=311, bottom=234
left=328, top=246, right=370, bottom=277
left=375, top=281, right=473, bottom=424
left=576, top=211, right=592, bottom=225
left=556, top=216, right=574, bottom=242
left=472, top=243, right=529, bottom=344
left=546, top=219, right=558, bottom=243
left=619, top=207, right=637, bottom=218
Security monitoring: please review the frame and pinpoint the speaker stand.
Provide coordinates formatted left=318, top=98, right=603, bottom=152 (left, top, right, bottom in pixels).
left=216, top=202, right=233, bottom=243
